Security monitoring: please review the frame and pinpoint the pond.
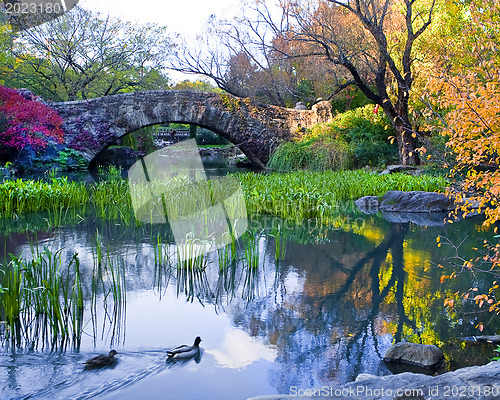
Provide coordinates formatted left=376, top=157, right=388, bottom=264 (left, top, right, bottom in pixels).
left=0, top=173, right=497, bottom=400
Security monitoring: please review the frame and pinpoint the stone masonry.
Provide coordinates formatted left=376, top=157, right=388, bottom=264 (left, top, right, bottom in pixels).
left=52, top=90, right=333, bottom=168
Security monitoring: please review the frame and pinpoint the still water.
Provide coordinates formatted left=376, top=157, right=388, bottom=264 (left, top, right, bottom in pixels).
left=0, top=182, right=497, bottom=399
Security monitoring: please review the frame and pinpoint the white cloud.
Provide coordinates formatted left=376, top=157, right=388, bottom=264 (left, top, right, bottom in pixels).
left=207, top=329, right=277, bottom=369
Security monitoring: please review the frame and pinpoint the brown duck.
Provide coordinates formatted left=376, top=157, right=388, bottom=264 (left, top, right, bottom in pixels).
left=84, top=350, right=118, bottom=369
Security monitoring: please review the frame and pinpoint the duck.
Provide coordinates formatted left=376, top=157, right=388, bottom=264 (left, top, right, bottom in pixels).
left=83, top=350, right=118, bottom=369
left=167, top=337, right=202, bottom=359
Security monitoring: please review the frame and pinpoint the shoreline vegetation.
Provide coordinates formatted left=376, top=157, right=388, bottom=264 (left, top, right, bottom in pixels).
left=0, top=170, right=448, bottom=222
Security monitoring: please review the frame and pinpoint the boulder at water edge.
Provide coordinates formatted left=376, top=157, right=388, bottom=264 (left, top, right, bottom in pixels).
left=383, top=342, right=444, bottom=368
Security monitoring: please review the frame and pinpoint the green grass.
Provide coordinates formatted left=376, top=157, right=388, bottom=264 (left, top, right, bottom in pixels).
left=0, top=169, right=448, bottom=224
left=233, top=170, right=449, bottom=221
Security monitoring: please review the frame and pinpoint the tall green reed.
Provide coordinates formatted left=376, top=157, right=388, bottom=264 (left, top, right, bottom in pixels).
left=0, top=246, right=84, bottom=350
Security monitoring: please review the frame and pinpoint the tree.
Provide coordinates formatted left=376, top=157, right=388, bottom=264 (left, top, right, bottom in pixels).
left=273, top=0, right=438, bottom=165
left=0, top=85, right=64, bottom=152
left=171, top=0, right=435, bottom=165
left=1, top=6, right=172, bottom=101
left=170, top=12, right=341, bottom=107
left=423, top=0, right=500, bottom=227
left=422, top=1, right=500, bottom=325
left=172, top=79, right=221, bottom=92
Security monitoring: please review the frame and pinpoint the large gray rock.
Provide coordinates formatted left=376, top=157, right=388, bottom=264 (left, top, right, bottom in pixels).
left=355, top=196, right=380, bottom=213
left=379, top=191, right=454, bottom=213
left=379, top=164, right=418, bottom=175
left=248, top=361, right=500, bottom=400
left=383, top=342, right=444, bottom=368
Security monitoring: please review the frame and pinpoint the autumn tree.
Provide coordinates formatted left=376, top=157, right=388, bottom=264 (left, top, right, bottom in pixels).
left=171, top=0, right=435, bottom=165
left=423, top=1, right=500, bottom=227
left=422, top=0, right=500, bottom=325
left=170, top=11, right=342, bottom=107
left=0, top=85, right=64, bottom=152
left=1, top=6, right=172, bottom=101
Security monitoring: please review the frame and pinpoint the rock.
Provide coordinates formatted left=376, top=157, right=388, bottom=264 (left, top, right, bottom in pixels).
left=355, top=196, right=380, bottom=214
left=0, top=167, right=11, bottom=178
left=380, top=211, right=448, bottom=226
left=248, top=362, right=500, bottom=399
left=475, top=335, right=500, bottom=344
left=379, top=165, right=419, bottom=175
left=294, top=101, right=308, bottom=110
left=383, top=342, right=444, bottom=368
left=92, top=146, right=137, bottom=169
left=387, top=164, right=417, bottom=173
left=379, top=191, right=455, bottom=212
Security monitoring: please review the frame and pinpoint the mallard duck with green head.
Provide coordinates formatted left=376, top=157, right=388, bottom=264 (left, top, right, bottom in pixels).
left=167, top=337, right=202, bottom=359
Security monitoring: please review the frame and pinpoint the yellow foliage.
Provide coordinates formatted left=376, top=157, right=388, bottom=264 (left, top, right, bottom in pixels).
left=423, top=0, right=500, bottom=227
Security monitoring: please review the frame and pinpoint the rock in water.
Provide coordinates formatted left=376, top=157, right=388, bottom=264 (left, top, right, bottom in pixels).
left=379, top=191, right=455, bottom=213
left=354, top=195, right=380, bottom=213
left=383, top=342, right=444, bottom=368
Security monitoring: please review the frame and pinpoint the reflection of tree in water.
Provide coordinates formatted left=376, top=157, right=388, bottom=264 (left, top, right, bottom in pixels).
left=223, top=222, right=414, bottom=391
left=219, top=215, right=497, bottom=393
left=3, top=209, right=495, bottom=394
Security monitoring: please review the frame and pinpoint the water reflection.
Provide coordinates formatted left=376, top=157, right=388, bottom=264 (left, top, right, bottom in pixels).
left=0, top=209, right=497, bottom=399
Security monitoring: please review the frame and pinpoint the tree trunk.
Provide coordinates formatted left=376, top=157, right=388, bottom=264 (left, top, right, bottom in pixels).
left=394, top=122, right=420, bottom=166
left=383, top=103, right=420, bottom=166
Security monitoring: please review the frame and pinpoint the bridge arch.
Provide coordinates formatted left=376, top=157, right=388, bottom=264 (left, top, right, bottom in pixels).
left=52, top=90, right=333, bottom=168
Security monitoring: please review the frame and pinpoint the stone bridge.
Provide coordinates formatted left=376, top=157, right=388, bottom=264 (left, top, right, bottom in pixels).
left=52, top=90, right=333, bottom=168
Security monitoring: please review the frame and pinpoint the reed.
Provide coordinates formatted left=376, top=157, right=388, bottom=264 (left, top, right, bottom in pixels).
left=271, top=224, right=287, bottom=261
left=243, top=232, right=260, bottom=270
left=0, top=233, right=128, bottom=349
left=89, top=180, right=133, bottom=223
left=0, top=246, right=84, bottom=349
left=233, top=170, right=448, bottom=221
left=0, top=168, right=449, bottom=228
left=0, top=177, right=89, bottom=218
left=176, top=238, right=209, bottom=271
left=97, top=165, right=123, bottom=180
left=90, top=231, right=127, bottom=346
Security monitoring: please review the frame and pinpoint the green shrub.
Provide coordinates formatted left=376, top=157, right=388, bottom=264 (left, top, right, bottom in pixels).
left=268, top=135, right=353, bottom=171
left=270, top=105, right=399, bottom=170
left=332, top=105, right=398, bottom=166
left=56, top=148, right=88, bottom=171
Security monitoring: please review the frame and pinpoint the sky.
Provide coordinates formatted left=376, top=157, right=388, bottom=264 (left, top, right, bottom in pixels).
left=78, top=0, right=241, bottom=82
left=80, top=0, right=238, bottom=38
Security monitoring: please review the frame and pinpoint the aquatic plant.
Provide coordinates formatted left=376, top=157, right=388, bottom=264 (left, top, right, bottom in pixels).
left=90, top=231, right=127, bottom=346
left=0, top=169, right=448, bottom=230
left=0, top=246, right=84, bottom=349
left=0, top=177, right=89, bottom=217
left=234, top=170, right=448, bottom=221
left=243, top=232, right=260, bottom=270
left=271, top=224, right=287, bottom=261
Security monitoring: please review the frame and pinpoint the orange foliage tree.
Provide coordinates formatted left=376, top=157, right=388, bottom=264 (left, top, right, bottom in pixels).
left=423, top=0, right=500, bottom=325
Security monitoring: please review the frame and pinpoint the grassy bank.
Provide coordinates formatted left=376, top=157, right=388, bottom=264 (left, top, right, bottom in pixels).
left=236, top=170, right=448, bottom=221
left=0, top=170, right=448, bottom=222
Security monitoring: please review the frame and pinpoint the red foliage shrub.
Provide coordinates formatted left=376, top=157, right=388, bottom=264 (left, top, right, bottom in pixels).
left=0, top=86, right=64, bottom=151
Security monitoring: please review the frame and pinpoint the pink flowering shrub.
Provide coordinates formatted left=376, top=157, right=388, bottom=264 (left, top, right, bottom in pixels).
left=0, top=86, right=64, bottom=151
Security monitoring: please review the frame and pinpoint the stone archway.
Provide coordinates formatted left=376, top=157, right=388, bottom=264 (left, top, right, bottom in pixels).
left=52, top=90, right=333, bottom=168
